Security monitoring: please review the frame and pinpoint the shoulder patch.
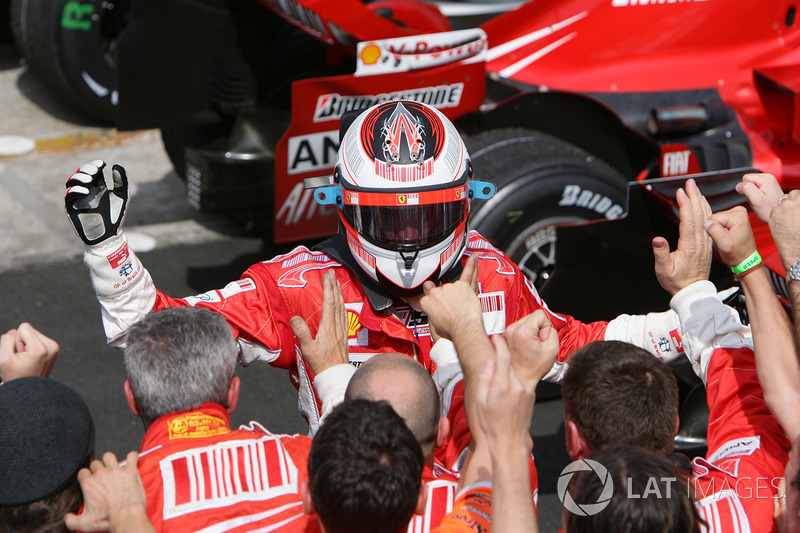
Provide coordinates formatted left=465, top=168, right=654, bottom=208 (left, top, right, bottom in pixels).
left=184, top=279, right=257, bottom=306
left=275, top=255, right=341, bottom=288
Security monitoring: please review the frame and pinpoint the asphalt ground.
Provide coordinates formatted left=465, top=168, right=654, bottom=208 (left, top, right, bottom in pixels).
left=0, top=41, right=571, bottom=531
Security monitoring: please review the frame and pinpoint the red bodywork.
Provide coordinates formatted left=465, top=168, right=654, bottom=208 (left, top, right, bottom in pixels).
left=480, top=0, right=800, bottom=181
left=263, top=0, right=800, bottom=284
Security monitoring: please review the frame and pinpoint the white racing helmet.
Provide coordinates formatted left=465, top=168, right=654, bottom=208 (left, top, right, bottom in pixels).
left=311, top=100, right=494, bottom=293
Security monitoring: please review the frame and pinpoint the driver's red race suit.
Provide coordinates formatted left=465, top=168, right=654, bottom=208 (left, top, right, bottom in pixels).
left=90, top=230, right=682, bottom=434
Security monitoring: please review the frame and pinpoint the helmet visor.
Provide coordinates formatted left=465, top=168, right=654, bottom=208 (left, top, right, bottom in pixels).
left=342, top=200, right=468, bottom=250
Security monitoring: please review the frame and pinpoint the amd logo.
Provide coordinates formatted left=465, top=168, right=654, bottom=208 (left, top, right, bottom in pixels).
left=287, top=130, right=339, bottom=175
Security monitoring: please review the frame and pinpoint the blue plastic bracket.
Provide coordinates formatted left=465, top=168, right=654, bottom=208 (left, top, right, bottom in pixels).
left=468, top=180, right=495, bottom=200
left=314, top=186, right=344, bottom=207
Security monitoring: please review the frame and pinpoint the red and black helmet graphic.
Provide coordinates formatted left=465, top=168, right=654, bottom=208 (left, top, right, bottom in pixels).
left=361, top=101, right=446, bottom=167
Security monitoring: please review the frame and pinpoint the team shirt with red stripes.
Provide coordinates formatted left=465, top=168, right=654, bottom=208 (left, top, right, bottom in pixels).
left=136, top=403, right=318, bottom=533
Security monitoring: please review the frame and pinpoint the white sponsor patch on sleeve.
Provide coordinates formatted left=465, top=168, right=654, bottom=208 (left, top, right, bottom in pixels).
left=479, top=291, right=506, bottom=335
left=184, top=279, right=257, bottom=306
left=708, top=436, right=761, bottom=463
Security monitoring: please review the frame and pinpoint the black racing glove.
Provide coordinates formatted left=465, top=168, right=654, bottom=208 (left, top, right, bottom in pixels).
left=65, top=160, right=129, bottom=246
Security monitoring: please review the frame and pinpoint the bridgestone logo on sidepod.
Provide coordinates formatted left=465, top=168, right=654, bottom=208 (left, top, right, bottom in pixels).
left=557, top=459, right=614, bottom=516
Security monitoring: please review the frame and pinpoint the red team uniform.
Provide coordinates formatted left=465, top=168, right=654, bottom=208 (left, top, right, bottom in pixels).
left=690, top=344, right=789, bottom=532
left=136, top=402, right=318, bottom=533
left=670, top=281, right=790, bottom=532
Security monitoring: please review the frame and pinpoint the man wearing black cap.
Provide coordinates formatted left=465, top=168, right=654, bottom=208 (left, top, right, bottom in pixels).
left=0, top=376, right=96, bottom=533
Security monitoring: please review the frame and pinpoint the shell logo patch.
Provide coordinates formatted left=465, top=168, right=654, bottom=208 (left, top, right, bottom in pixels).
left=360, top=44, right=381, bottom=65
left=345, top=303, right=369, bottom=346
left=347, top=310, right=362, bottom=338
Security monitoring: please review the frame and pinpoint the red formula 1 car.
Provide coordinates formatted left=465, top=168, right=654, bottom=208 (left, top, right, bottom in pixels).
left=12, top=0, right=799, bottom=300
left=12, top=0, right=800, bottom=455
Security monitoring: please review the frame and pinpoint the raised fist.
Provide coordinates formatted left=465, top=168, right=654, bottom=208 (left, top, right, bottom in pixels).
left=65, top=160, right=129, bottom=246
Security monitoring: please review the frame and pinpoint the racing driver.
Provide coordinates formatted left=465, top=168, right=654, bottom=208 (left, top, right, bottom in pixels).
left=64, top=99, right=686, bottom=436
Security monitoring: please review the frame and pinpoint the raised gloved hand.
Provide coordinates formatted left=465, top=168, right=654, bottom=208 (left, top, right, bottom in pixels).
left=65, top=160, right=129, bottom=246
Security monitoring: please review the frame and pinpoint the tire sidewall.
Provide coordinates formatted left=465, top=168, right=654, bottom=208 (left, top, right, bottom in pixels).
left=57, top=0, right=117, bottom=118
left=13, top=0, right=118, bottom=121
left=471, top=163, right=628, bottom=253
left=465, top=128, right=628, bottom=290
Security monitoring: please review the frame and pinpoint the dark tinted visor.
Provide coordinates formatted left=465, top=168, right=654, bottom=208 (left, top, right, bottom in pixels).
left=342, top=200, right=468, bottom=249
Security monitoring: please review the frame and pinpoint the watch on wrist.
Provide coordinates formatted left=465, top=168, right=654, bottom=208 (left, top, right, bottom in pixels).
left=787, top=260, right=800, bottom=284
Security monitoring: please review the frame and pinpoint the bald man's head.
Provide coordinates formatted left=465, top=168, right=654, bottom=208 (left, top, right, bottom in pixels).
left=345, top=353, right=439, bottom=449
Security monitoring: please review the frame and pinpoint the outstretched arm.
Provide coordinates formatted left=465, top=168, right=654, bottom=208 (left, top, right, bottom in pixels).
left=422, top=269, right=556, bottom=532
left=770, top=190, right=800, bottom=346
left=595, top=180, right=712, bottom=371
left=753, top=192, right=800, bottom=441
left=659, top=186, right=789, bottom=485
left=649, top=178, right=744, bottom=382
left=420, top=258, right=490, bottom=440
left=64, top=160, right=154, bottom=344
left=468, top=334, right=539, bottom=533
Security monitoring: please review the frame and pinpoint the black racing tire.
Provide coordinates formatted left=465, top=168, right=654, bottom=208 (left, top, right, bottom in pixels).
left=10, top=0, right=125, bottom=123
left=466, top=128, right=629, bottom=292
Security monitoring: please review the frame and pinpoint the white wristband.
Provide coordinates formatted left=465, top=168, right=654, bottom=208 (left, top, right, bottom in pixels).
left=314, top=364, right=357, bottom=426
left=84, top=233, right=145, bottom=297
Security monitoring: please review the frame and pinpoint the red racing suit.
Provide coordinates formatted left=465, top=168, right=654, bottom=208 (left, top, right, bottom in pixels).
left=136, top=402, right=318, bottom=533
left=669, top=281, right=790, bottom=532
left=87, top=230, right=682, bottom=434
